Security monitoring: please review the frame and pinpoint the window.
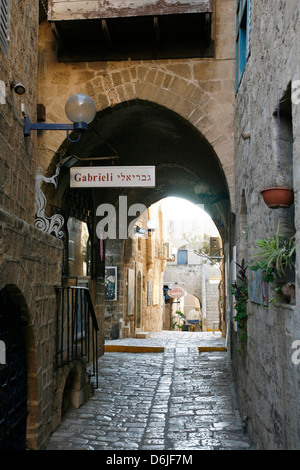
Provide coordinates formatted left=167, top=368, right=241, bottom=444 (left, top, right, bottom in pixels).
left=177, top=250, right=188, bottom=265
left=235, top=0, right=251, bottom=93
left=0, top=0, right=9, bottom=55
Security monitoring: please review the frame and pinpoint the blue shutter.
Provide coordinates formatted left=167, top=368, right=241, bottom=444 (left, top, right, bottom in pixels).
left=235, top=0, right=251, bottom=93
left=246, top=0, right=251, bottom=59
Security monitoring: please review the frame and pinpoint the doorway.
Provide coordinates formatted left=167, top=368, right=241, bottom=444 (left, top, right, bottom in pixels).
left=0, top=287, right=28, bottom=450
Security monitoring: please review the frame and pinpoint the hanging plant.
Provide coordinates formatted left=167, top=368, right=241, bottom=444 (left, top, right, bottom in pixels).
left=231, top=259, right=248, bottom=355
left=249, top=226, right=295, bottom=283
left=249, top=225, right=296, bottom=304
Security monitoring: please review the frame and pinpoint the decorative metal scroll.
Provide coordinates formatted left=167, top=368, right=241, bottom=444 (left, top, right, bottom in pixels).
left=35, top=166, right=64, bottom=238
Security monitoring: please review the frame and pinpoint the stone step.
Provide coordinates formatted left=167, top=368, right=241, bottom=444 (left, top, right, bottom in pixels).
left=135, top=331, right=150, bottom=339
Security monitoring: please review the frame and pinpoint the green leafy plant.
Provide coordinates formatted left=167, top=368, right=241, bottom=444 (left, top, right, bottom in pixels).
left=231, top=259, right=248, bottom=354
left=250, top=226, right=295, bottom=283
left=172, top=310, right=185, bottom=330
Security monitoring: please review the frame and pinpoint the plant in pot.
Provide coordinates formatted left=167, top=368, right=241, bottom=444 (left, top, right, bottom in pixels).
left=249, top=226, right=296, bottom=304
left=261, top=88, right=294, bottom=209
left=231, top=259, right=248, bottom=354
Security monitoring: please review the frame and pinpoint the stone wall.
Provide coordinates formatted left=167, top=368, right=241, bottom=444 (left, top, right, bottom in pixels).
left=104, top=204, right=166, bottom=338
left=0, top=1, right=95, bottom=449
left=233, top=0, right=300, bottom=449
left=0, top=207, right=63, bottom=449
left=163, top=262, right=221, bottom=330
left=37, top=0, right=236, bottom=208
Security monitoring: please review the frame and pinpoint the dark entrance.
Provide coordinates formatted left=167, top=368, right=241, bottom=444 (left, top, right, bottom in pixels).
left=0, top=287, right=28, bottom=450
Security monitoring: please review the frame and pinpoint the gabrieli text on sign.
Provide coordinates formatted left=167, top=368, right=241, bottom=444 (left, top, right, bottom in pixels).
left=70, top=166, right=155, bottom=188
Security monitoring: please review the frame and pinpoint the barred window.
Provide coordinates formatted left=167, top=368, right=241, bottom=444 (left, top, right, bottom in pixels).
left=236, top=0, right=251, bottom=93
left=0, top=0, right=9, bottom=55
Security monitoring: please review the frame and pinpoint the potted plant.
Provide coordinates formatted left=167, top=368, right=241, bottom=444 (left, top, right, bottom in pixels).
left=261, top=89, right=294, bottom=209
left=249, top=226, right=295, bottom=304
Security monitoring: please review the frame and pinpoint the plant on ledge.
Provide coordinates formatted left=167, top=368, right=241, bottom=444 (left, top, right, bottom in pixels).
left=249, top=226, right=295, bottom=304
left=231, top=259, right=248, bottom=355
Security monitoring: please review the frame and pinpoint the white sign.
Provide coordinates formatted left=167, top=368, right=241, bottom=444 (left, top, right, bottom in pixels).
left=168, top=286, right=186, bottom=299
left=70, top=166, right=155, bottom=188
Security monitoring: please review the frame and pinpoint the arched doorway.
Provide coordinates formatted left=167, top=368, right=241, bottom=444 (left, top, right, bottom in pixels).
left=0, top=287, right=28, bottom=450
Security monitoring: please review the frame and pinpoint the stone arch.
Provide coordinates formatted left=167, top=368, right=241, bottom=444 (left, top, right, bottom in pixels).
left=53, top=99, right=231, bottom=240
left=43, top=98, right=230, bottom=338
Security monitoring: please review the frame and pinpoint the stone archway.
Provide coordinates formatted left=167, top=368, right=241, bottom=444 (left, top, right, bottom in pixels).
left=55, top=99, right=231, bottom=238
left=48, top=99, right=231, bottom=339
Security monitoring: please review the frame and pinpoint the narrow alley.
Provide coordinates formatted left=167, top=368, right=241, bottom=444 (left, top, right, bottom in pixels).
left=46, top=332, right=253, bottom=451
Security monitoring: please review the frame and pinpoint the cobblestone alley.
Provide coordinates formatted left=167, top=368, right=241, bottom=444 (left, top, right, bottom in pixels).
left=45, top=332, right=253, bottom=451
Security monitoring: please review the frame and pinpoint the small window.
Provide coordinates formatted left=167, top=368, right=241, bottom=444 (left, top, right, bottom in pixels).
left=0, top=0, right=9, bottom=55
left=235, top=0, right=251, bottom=93
left=177, top=250, right=188, bottom=265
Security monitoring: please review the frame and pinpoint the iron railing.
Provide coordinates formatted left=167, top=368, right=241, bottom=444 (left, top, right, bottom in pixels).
left=55, top=286, right=99, bottom=388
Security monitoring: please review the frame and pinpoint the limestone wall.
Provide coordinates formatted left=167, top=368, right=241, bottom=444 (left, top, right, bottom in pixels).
left=104, top=204, right=166, bottom=338
left=233, top=0, right=300, bottom=450
left=163, top=262, right=221, bottom=330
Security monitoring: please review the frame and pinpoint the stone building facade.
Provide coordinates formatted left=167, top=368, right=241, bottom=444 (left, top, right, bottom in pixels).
left=232, top=0, right=300, bottom=449
left=0, top=0, right=237, bottom=449
left=104, top=202, right=167, bottom=339
left=163, top=255, right=222, bottom=331
left=0, top=1, right=64, bottom=450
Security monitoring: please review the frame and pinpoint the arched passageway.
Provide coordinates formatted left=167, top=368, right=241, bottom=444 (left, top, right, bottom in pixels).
left=48, top=99, right=231, bottom=340
left=53, top=99, right=231, bottom=238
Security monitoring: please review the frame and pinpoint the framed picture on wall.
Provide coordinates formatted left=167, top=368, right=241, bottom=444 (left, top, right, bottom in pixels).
left=105, top=266, right=117, bottom=301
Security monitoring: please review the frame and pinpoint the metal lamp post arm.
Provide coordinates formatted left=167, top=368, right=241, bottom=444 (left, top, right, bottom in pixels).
left=24, top=116, right=87, bottom=142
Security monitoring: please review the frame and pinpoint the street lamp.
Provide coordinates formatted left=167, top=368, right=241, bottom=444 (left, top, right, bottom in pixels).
left=24, top=93, right=97, bottom=142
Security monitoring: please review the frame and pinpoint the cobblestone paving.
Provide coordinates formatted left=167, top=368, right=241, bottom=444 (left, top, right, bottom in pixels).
left=46, top=332, right=253, bottom=451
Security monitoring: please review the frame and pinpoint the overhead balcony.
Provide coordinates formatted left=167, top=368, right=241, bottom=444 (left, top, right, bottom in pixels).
left=44, top=0, right=214, bottom=61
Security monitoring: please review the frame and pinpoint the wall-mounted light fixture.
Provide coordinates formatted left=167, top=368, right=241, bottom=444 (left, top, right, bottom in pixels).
left=10, top=79, right=26, bottom=95
left=57, top=154, right=80, bottom=169
left=24, top=93, right=97, bottom=143
left=134, top=218, right=158, bottom=238
left=147, top=218, right=157, bottom=236
left=135, top=226, right=148, bottom=236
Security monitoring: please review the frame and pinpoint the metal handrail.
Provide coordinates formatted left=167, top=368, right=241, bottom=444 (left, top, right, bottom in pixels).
left=55, top=286, right=99, bottom=388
